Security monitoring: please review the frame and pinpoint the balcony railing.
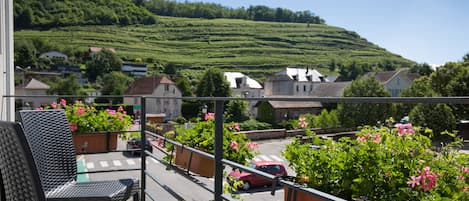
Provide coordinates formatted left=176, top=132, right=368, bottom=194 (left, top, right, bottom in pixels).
left=2, top=95, right=469, bottom=201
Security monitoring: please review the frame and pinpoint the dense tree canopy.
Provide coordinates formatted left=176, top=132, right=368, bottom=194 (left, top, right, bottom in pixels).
left=196, top=68, right=231, bottom=112
left=47, top=74, right=86, bottom=96
left=86, top=50, right=122, bottom=82
left=15, top=0, right=324, bottom=29
left=14, top=0, right=156, bottom=29
left=143, top=0, right=325, bottom=24
left=337, top=77, right=393, bottom=127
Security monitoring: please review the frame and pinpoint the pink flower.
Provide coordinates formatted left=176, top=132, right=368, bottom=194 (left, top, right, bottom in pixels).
left=75, top=107, right=85, bottom=115
left=364, top=133, right=372, bottom=138
left=204, top=113, right=215, bottom=120
left=246, top=142, right=259, bottom=150
left=407, top=176, right=421, bottom=188
left=51, top=102, right=58, bottom=109
left=415, top=166, right=438, bottom=192
left=69, top=124, right=77, bottom=132
left=298, top=117, right=307, bottom=128
left=35, top=107, right=44, bottom=110
left=230, top=140, right=238, bottom=150
left=234, top=123, right=240, bottom=131
left=396, top=123, right=415, bottom=136
left=60, top=99, right=67, bottom=107
left=107, top=109, right=117, bottom=116
left=463, top=166, right=469, bottom=173
left=357, top=136, right=366, bottom=142
left=373, top=134, right=381, bottom=143
left=118, top=106, right=124, bottom=112
left=458, top=175, right=466, bottom=181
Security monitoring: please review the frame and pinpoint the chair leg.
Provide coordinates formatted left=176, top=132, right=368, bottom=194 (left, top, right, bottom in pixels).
left=133, top=193, right=139, bottom=201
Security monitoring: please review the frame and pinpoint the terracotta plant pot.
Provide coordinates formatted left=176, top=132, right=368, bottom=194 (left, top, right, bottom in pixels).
left=284, top=186, right=326, bottom=201
left=174, top=146, right=215, bottom=177
left=72, top=132, right=118, bottom=154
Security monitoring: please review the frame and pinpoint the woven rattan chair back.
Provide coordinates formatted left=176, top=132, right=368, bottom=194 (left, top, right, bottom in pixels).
left=0, top=121, right=46, bottom=201
left=19, top=110, right=77, bottom=193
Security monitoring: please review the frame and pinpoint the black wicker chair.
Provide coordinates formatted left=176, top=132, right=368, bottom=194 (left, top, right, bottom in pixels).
left=0, top=121, right=46, bottom=201
left=18, top=110, right=140, bottom=201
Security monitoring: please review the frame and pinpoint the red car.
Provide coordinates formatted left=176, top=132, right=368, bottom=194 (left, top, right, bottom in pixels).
left=228, top=161, right=287, bottom=190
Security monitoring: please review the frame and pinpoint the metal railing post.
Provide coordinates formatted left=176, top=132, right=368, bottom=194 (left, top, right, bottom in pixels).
left=140, top=96, right=147, bottom=201
left=214, top=100, right=224, bottom=201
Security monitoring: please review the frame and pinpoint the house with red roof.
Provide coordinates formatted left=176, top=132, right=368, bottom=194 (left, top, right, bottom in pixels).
left=124, top=76, right=182, bottom=118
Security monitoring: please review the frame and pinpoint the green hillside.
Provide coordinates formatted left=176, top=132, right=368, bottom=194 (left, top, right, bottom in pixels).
left=15, top=16, right=415, bottom=80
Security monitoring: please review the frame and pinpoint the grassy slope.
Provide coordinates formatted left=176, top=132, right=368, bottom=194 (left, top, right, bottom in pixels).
left=15, top=16, right=414, bottom=81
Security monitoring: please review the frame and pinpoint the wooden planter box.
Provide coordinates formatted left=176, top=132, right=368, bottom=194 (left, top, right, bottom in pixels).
left=284, top=186, right=325, bottom=201
left=72, top=132, right=118, bottom=154
left=174, top=146, right=214, bottom=177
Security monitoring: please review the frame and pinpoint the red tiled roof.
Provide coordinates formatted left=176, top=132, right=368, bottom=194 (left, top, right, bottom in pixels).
left=125, top=76, right=173, bottom=95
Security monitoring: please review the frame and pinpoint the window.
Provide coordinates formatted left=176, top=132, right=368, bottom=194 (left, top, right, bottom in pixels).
left=165, top=84, right=169, bottom=91
left=267, top=165, right=281, bottom=173
left=303, top=85, right=306, bottom=92
left=296, top=85, right=299, bottom=92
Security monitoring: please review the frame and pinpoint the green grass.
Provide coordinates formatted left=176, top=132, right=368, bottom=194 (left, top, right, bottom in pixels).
left=15, top=16, right=415, bottom=80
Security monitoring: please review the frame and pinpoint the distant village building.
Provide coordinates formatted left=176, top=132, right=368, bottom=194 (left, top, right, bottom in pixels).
left=39, top=51, right=68, bottom=61
left=264, top=67, right=328, bottom=96
left=89, top=47, right=116, bottom=57
left=124, top=76, right=182, bottom=118
left=224, top=72, right=263, bottom=116
left=55, top=65, right=86, bottom=84
left=255, top=97, right=322, bottom=123
left=121, top=62, right=147, bottom=77
left=15, top=78, right=55, bottom=109
left=365, top=68, right=420, bottom=97
left=310, top=82, right=351, bottom=97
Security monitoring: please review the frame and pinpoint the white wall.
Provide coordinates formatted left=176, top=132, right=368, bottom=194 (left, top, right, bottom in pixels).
left=0, top=0, right=14, bottom=121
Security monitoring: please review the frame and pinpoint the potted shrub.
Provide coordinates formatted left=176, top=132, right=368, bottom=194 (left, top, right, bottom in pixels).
left=41, top=99, right=132, bottom=154
left=283, top=117, right=469, bottom=201
left=165, top=113, right=258, bottom=177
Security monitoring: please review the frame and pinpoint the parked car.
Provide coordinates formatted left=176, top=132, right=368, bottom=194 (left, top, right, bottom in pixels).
left=227, top=161, right=287, bottom=190
left=126, top=138, right=153, bottom=155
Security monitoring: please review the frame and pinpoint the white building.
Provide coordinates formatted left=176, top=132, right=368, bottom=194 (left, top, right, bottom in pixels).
left=124, top=76, right=182, bottom=118
left=39, top=51, right=69, bottom=61
left=264, top=67, right=328, bottom=96
left=224, top=72, right=263, bottom=116
left=15, top=78, right=55, bottom=109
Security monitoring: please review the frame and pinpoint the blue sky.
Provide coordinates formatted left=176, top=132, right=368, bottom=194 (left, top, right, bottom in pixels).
left=178, top=0, right=469, bottom=65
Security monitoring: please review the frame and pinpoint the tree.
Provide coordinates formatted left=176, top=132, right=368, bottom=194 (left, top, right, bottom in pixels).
left=463, top=53, right=469, bottom=63
left=86, top=49, right=122, bottom=82
left=430, top=62, right=469, bottom=119
left=99, top=72, right=134, bottom=104
left=410, top=63, right=433, bottom=76
left=337, top=77, right=393, bottom=127
left=409, top=103, right=456, bottom=141
left=47, top=75, right=86, bottom=96
left=175, top=76, right=192, bottom=97
left=397, top=76, right=436, bottom=118
left=196, top=68, right=231, bottom=111
left=225, top=99, right=249, bottom=122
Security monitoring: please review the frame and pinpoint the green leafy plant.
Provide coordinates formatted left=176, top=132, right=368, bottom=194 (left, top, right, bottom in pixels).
left=41, top=99, right=132, bottom=133
left=283, top=119, right=469, bottom=200
left=166, top=113, right=258, bottom=165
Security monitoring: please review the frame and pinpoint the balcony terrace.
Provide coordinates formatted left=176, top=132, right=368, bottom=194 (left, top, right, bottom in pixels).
left=1, top=95, right=469, bottom=201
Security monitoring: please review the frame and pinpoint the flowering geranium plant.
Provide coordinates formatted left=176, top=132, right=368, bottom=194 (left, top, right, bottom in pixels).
left=166, top=113, right=258, bottom=165
left=283, top=118, right=469, bottom=200
left=40, top=99, right=132, bottom=133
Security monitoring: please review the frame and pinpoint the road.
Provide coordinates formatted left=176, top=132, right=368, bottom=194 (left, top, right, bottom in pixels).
left=79, top=138, right=294, bottom=201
